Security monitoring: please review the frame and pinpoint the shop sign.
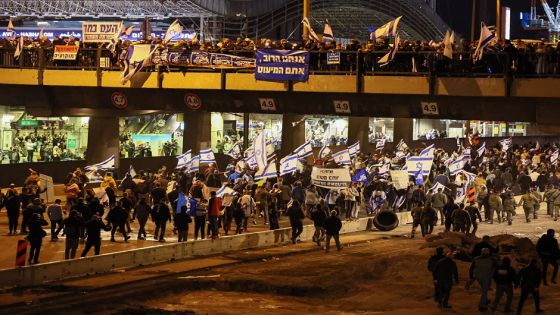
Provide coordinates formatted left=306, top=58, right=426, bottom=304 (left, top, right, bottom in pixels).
left=421, top=101, right=439, bottom=115
left=111, top=92, right=128, bottom=109
left=333, top=100, right=351, bottom=114
left=184, top=93, right=202, bottom=110
left=259, top=98, right=276, bottom=111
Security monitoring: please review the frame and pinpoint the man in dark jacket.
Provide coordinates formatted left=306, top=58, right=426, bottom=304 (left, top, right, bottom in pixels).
left=324, top=210, right=342, bottom=252
left=427, top=247, right=446, bottom=302
left=465, top=201, right=482, bottom=235
left=310, top=204, right=327, bottom=246
left=432, top=252, right=459, bottom=309
left=26, top=213, right=48, bottom=264
left=154, top=200, right=171, bottom=242
left=410, top=203, right=423, bottom=238
left=60, top=210, right=84, bottom=259
left=472, top=235, right=498, bottom=258
left=420, top=202, right=438, bottom=236
left=536, top=229, right=559, bottom=285
left=174, top=205, right=192, bottom=242
left=81, top=214, right=107, bottom=257
left=286, top=200, right=305, bottom=244
left=491, top=257, right=517, bottom=312
left=516, top=259, right=544, bottom=314
left=107, top=200, right=130, bottom=242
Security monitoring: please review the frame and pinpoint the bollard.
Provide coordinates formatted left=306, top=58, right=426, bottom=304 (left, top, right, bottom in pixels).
left=15, top=240, right=27, bottom=267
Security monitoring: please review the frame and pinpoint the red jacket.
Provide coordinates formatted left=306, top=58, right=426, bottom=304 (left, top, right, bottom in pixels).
left=208, top=197, right=222, bottom=217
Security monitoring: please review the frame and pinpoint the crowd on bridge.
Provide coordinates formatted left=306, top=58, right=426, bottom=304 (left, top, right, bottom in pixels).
left=2, top=29, right=560, bottom=75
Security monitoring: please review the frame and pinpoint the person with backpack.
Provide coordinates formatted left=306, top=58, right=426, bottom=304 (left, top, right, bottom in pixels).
left=174, top=205, right=192, bottom=242
left=194, top=198, right=208, bottom=240
left=59, top=210, right=83, bottom=259
left=421, top=202, right=438, bottom=236
left=324, top=209, right=342, bottom=252
left=310, top=204, right=327, bottom=246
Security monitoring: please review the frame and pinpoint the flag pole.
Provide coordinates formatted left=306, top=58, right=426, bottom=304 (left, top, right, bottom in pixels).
left=302, top=0, right=310, bottom=39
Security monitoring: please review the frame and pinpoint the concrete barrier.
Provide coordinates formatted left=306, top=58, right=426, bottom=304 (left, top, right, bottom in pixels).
left=0, top=212, right=412, bottom=288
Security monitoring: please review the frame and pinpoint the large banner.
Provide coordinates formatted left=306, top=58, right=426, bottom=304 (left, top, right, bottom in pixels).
left=311, top=167, right=351, bottom=189
left=155, top=50, right=255, bottom=68
left=255, top=49, right=309, bottom=82
left=82, top=22, right=121, bottom=43
left=53, top=45, right=79, bottom=60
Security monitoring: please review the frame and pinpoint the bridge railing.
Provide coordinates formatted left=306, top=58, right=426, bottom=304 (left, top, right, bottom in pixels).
left=0, top=47, right=559, bottom=78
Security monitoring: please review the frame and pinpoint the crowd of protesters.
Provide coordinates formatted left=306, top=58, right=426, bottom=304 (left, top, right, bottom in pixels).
left=3, top=30, right=560, bottom=75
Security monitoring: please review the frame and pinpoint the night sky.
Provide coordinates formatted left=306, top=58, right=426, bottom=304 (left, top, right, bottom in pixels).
left=436, top=0, right=557, bottom=40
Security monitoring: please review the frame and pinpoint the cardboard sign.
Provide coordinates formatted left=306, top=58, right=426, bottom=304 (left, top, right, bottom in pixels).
left=311, top=167, right=351, bottom=189
left=53, top=45, right=79, bottom=60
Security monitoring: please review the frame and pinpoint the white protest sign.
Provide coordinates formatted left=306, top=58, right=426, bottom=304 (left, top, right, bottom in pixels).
left=390, top=170, right=410, bottom=190
left=311, top=167, right=351, bottom=189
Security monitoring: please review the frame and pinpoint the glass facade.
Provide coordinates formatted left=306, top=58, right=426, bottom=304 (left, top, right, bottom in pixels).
left=0, top=106, right=88, bottom=163
left=368, top=117, right=394, bottom=143
left=119, top=114, right=184, bottom=158
left=305, top=116, right=348, bottom=147
left=413, top=119, right=545, bottom=140
left=210, top=112, right=282, bottom=153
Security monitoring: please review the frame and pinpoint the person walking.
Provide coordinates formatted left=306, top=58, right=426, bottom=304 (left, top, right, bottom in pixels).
left=490, top=257, right=517, bottom=313
left=174, top=205, right=192, bottom=242
left=107, top=200, right=130, bottom=242
left=468, top=248, right=497, bottom=311
left=286, top=200, right=305, bottom=244
left=410, top=203, right=423, bottom=238
left=208, top=191, right=223, bottom=239
left=81, top=214, right=107, bottom=257
left=133, top=198, right=150, bottom=240
left=427, top=247, right=446, bottom=302
left=47, top=199, right=64, bottom=241
left=502, top=191, right=516, bottom=225
left=465, top=201, right=482, bottom=236
left=518, top=190, right=539, bottom=223
left=194, top=199, right=208, bottom=240
left=431, top=188, right=448, bottom=226
left=432, top=251, right=459, bottom=309
left=154, top=199, right=171, bottom=242
left=516, top=259, right=544, bottom=314
left=451, top=203, right=471, bottom=233
left=26, top=213, right=48, bottom=265
left=60, top=210, right=83, bottom=259
left=324, top=210, right=342, bottom=252
left=4, top=188, right=20, bottom=235
left=488, top=189, right=503, bottom=224
left=310, top=204, right=327, bottom=246
left=536, top=228, right=559, bottom=285
left=420, top=202, right=437, bottom=236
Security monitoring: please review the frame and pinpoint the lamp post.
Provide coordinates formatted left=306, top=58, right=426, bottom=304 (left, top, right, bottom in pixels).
left=496, top=0, right=501, bottom=41
left=303, top=0, right=310, bottom=39
left=471, top=0, right=477, bottom=42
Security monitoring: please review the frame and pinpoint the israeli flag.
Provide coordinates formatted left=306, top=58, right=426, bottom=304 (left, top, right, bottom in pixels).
left=332, top=149, right=352, bottom=165
left=392, top=194, right=407, bottom=209
left=500, top=138, right=512, bottom=152
left=352, top=169, right=369, bottom=183
left=294, top=141, right=313, bottom=158
left=280, top=154, right=298, bottom=175
left=378, top=162, right=391, bottom=177
left=322, top=20, right=334, bottom=43
left=14, top=35, right=23, bottom=60
left=200, top=149, right=216, bottom=164
left=319, top=146, right=331, bottom=159
left=420, top=144, right=435, bottom=157
left=370, top=16, right=402, bottom=40
left=85, top=155, right=115, bottom=171
left=406, top=156, right=433, bottom=176
left=428, top=182, right=448, bottom=194
left=254, top=160, right=277, bottom=180
left=265, top=140, right=276, bottom=157
left=122, top=165, right=137, bottom=180
left=254, top=131, right=268, bottom=171
left=414, top=164, right=424, bottom=185
left=551, top=150, right=559, bottom=164
left=473, top=22, right=495, bottom=62
left=188, top=155, right=200, bottom=173
left=244, top=154, right=258, bottom=169
left=7, top=17, right=15, bottom=37
left=463, top=148, right=471, bottom=161
left=120, top=44, right=155, bottom=84
left=375, top=138, right=386, bottom=151
left=396, top=139, right=408, bottom=151
left=226, top=143, right=242, bottom=159
left=176, top=150, right=192, bottom=169
left=348, top=141, right=361, bottom=157
left=477, top=142, right=486, bottom=157
left=163, top=19, right=184, bottom=44
left=216, top=185, right=238, bottom=198
left=448, top=155, right=465, bottom=176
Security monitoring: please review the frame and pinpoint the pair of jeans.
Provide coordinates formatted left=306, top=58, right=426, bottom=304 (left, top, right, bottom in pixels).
left=476, top=277, right=491, bottom=309
left=28, top=238, right=42, bottom=263
left=194, top=216, right=206, bottom=239
left=7, top=211, right=18, bottom=233
left=177, top=228, right=188, bottom=242
left=81, top=238, right=101, bottom=257
left=325, top=233, right=341, bottom=251
left=491, top=284, right=513, bottom=311
left=209, top=216, right=219, bottom=238
left=517, top=287, right=541, bottom=313
left=50, top=219, right=62, bottom=239
left=290, top=220, right=303, bottom=241
left=65, top=237, right=79, bottom=259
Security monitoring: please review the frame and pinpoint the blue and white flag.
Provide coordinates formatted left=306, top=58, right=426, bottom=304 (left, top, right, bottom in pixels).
left=120, top=44, right=155, bottom=84
left=392, top=194, right=407, bottom=209
left=332, top=149, right=352, bottom=165
left=319, top=146, right=331, bottom=159
left=375, top=138, right=386, bottom=151
left=395, top=151, right=409, bottom=160
left=122, top=165, right=137, bottom=180
left=244, top=154, right=258, bottom=169
left=216, top=185, right=238, bottom=198
left=254, top=159, right=277, bottom=180
left=322, top=20, right=334, bottom=43
left=378, top=162, right=391, bottom=177
left=85, top=155, right=115, bottom=171
left=294, top=141, right=313, bottom=158
left=302, top=17, right=321, bottom=42
left=406, top=155, right=433, bottom=176
left=226, top=142, right=242, bottom=159
left=200, top=149, right=216, bottom=164
left=188, top=155, right=200, bottom=173
left=428, top=182, right=448, bottom=194
left=352, top=169, right=369, bottom=184
left=348, top=141, right=361, bottom=157
left=254, top=131, right=268, bottom=171
left=473, top=22, right=495, bottom=62
left=107, top=21, right=124, bottom=54
left=551, top=150, right=559, bottom=164
left=420, top=144, right=435, bottom=157
left=7, top=17, right=15, bottom=36
left=463, top=148, right=471, bottom=161
left=13, top=35, right=23, bottom=60
left=176, top=149, right=192, bottom=169
left=500, top=137, right=512, bottom=152
left=396, top=139, right=408, bottom=151
left=414, top=164, right=424, bottom=185
left=278, top=155, right=297, bottom=175
left=163, top=19, right=183, bottom=44
left=370, top=16, right=402, bottom=40
left=378, top=32, right=400, bottom=65
left=449, top=155, right=465, bottom=176
left=477, top=142, right=486, bottom=157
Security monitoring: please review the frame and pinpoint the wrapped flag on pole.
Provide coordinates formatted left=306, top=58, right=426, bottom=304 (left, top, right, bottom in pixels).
left=319, top=146, right=331, bottom=159
left=294, top=141, right=313, bottom=158
left=427, top=182, right=449, bottom=194
left=551, top=150, right=559, bottom=164
left=332, top=149, right=352, bottom=165
left=280, top=154, right=298, bottom=175
left=163, top=19, right=184, bottom=44
left=302, top=17, right=321, bottom=42
left=378, top=162, right=391, bottom=177
left=348, top=141, right=361, bottom=157
left=122, top=165, right=137, bottom=180
left=376, top=138, right=386, bottom=151
left=370, top=16, right=402, bottom=40
left=254, top=159, right=277, bottom=180
left=473, top=22, right=495, bottom=62
left=443, top=30, right=454, bottom=59
left=477, top=142, right=486, bottom=157
left=13, top=35, right=23, bottom=60
left=7, top=17, right=15, bottom=39
left=321, top=19, right=334, bottom=43
left=199, top=149, right=216, bottom=164
left=254, top=131, right=268, bottom=171
left=85, top=155, right=115, bottom=171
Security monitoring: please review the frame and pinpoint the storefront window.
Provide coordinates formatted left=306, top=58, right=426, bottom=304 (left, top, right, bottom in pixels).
left=470, top=121, right=507, bottom=137
left=305, top=116, right=348, bottom=147
left=369, top=118, right=394, bottom=143
left=210, top=112, right=282, bottom=153
left=413, top=119, right=466, bottom=140
left=508, top=122, right=528, bottom=136
left=119, top=114, right=183, bottom=158
left=0, top=107, right=88, bottom=163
